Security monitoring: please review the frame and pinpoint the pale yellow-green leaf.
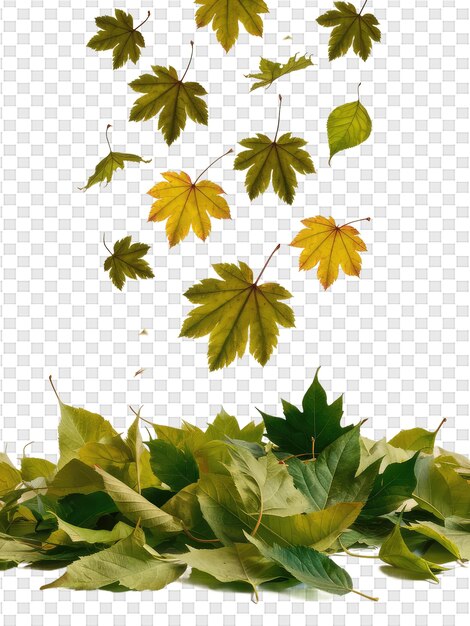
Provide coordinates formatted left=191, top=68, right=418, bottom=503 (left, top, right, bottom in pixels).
left=327, top=95, right=372, bottom=164
left=41, top=527, right=186, bottom=591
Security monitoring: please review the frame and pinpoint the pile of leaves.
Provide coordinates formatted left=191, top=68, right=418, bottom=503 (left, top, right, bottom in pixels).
left=1, top=371, right=469, bottom=600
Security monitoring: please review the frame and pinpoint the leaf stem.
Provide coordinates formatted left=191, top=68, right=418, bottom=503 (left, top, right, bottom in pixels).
left=356, top=82, right=362, bottom=100
left=274, top=95, right=282, bottom=142
left=343, top=217, right=371, bottom=227
left=352, top=588, right=379, bottom=602
left=103, top=234, right=113, bottom=256
left=181, top=41, right=194, bottom=82
left=183, top=527, right=221, bottom=544
left=434, top=417, right=447, bottom=434
left=194, top=148, right=234, bottom=183
left=251, top=493, right=264, bottom=538
left=48, top=375, right=62, bottom=404
left=359, top=0, right=368, bottom=15
left=134, top=10, right=151, bottom=32
left=254, top=244, right=281, bottom=285
left=339, top=539, right=378, bottom=559
left=105, top=124, right=112, bottom=153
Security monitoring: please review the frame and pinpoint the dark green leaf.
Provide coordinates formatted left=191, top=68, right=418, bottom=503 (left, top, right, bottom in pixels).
left=104, top=236, right=154, bottom=291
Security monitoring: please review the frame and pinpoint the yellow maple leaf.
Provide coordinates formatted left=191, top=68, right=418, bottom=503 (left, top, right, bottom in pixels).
left=147, top=151, right=232, bottom=247
left=290, top=216, right=369, bottom=290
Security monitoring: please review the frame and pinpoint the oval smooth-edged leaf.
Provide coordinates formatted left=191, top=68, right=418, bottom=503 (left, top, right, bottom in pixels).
left=327, top=96, right=372, bottom=164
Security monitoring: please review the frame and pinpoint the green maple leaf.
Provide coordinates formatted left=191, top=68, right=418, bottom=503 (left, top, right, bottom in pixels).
left=316, top=1, right=381, bottom=62
left=103, top=236, right=154, bottom=291
left=260, top=367, right=353, bottom=456
left=179, top=245, right=295, bottom=370
left=327, top=84, right=372, bottom=165
left=129, top=41, right=208, bottom=145
left=287, top=423, right=380, bottom=512
left=234, top=96, right=315, bottom=204
left=247, top=53, right=314, bottom=91
left=195, top=0, right=269, bottom=52
left=87, top=9, right=150, bottom=69
left=79, top=125, right=151, bottom=191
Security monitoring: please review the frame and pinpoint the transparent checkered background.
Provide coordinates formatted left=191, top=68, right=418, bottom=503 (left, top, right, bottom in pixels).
left=1, top=0, right=469, bottom=624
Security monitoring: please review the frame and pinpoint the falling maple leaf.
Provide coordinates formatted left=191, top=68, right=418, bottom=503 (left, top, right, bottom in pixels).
left=195, top=0, right=269, bottom=52
left=290, top=216, right=369, bottom=289
left=79, top=125, right=150, bottom=191
left=234, top=96, right=315, bottom=205
left=179, top=245, right=295, bottom=370
left=147, top=150, right=232, bottom=247
left=103, top=236, right=154, bottom=291
left=87, top=9, right=150, bottom=69
left=316, top=1, right=381, bottom=62
left=129, top=41, right=208, bottom=146
left=247, top=53, right=314, bottom=91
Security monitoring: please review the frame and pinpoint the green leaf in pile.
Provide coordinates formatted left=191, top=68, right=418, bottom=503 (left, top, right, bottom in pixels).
left=129, top=41, right=208, bottom=146
left=287, top=423, right=380, bottom=511
left=413, top=456, right=470, bottom=520
left=233, top=96, right=315, bottom=205
left=54, top=492, right=118, bottom=528
left=407, top=519, right=470, bottom=561
left=20, top=458, right=56, bottom=482
left=146, top=439, right=200, bottom=491
left=46, top=459, right=105, bottom=497
left=87, top=10, right=150, bottom=70
left=79, top=125, right=151, bottom=191
left=0, top=454, right=22, bottom=497
left=327, top=84, right=372, bottom=165
left=388, top=418, right=447, bottom=453
left=49, top=377, right=117, bottom=470
left=245, top=533, right=377, bottom=600
left=434, top=447, right=470, bottom=478
left=260, top=367, right=352, bottom=456
left=196, top=473, right=363, bottom=551
left=0, top=535, right=47, bottom=565
left=247, top=54, right=314, bottom=91
left=358, top=436, right=414, bottom=474
left=50, top=514, right=134, bottom=545
left=361, top=453, right=420, bottom=518
left=379, top=516, right=448, bottom=582
left=41, top=526, right=186, bottom=591
left=180, top=543, right=287, bottom=601
left=103, top=235, right=155, bottom=291
left=316, top=1, right=381, bottom=62
left=225, top=447, right=308, bottom=518
left=205, top=408, right=264, bottom=443
left=94, top=466, right=183, bottom=540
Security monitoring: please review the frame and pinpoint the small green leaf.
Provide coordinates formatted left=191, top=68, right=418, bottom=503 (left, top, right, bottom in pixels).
left=388, top=419, right=446, bottom=453
left=103, top=235, right=154, bottom=291
left=205, top=409, right=264, bottom=444
left=87, top=10, right=150, bottom=69
left=317, top=2, right=381, bottom=62
left=327, top=86, right=372, bottom=165
left=407, top=520, right=470, bottom=561
left=247, top=54, right=314, bottom=91
left=79, top=126, right=150, bottom=191
left=379, top=517, right=448, bottom=582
